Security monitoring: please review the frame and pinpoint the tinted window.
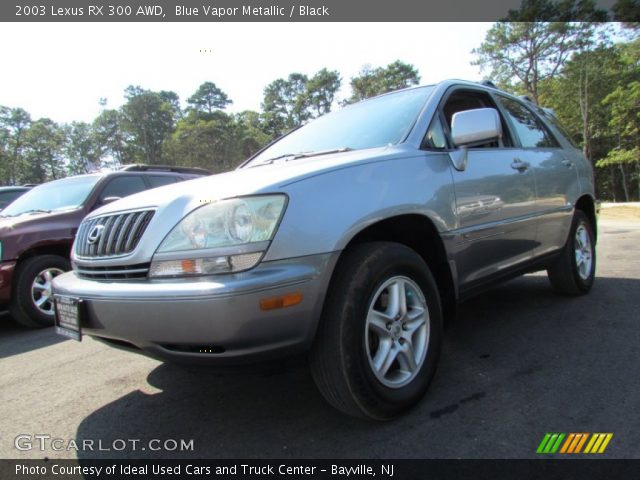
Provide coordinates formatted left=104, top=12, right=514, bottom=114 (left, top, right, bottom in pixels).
left=0, top=190, right=24, bottom=209
left=100, top=176, right=147, bottom=201
left=245, top=87, right=434, bottom=167
left=148, top=175, right=178, bottom=188
left=2, top=176, right=100, bottom=216
left=498, top=96, right=559, bottom=148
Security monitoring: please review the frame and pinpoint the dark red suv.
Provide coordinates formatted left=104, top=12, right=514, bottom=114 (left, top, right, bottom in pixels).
left=0, top=165, right=210, bottom=327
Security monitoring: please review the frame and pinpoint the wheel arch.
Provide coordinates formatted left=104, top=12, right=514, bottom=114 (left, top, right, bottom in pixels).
left=575, top=194, right=597, bottom=242
left=331, top=213, right=457, bottom=325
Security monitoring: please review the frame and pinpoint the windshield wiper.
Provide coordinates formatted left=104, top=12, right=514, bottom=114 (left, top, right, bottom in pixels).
left=251, top=147, right=353, bottom=167
left=20, top=209, right=52, bottom=215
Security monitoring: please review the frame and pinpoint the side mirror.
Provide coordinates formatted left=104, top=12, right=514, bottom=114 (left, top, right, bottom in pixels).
left=451, top=108, right=502, bottom=147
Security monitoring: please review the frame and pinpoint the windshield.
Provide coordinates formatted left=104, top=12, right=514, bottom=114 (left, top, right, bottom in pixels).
left=244, top=86, right=434, bottom=167
left=1, top=175, right=101, bottom=216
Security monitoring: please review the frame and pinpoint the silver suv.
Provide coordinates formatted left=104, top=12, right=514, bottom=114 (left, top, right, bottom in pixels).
left=53, top=80, right=597, bottom=420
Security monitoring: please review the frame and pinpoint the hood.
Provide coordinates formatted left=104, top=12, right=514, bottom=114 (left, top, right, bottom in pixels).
left=89, top=146, right=402, bottom=219
left=0, top=208, right=81, bottom=235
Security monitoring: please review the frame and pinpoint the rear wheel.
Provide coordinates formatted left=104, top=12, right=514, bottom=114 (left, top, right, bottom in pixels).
left=310, top=242, right=442, bottom=420
left=10, top=255, right=70, bottom=328
left=547, top=210, right=596, bottom=295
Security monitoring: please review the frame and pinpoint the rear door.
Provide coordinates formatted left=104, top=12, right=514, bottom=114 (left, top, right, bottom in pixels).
left=495, top=95, right=579, bottom=256
left=434, top=87, right=538, bottom=288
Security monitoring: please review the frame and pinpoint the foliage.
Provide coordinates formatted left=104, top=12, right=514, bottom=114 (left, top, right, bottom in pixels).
left=347, top=60, right=420, bottom=103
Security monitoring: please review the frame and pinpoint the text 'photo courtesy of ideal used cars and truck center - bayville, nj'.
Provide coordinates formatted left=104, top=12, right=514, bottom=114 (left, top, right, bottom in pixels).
left=0, top=2, right=639, bottom=478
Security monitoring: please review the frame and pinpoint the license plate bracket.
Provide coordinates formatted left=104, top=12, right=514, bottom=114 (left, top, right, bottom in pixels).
left=54, top=295, right=83, bottom=341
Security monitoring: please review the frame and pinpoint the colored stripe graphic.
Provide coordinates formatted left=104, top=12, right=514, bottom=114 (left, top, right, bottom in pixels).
left=584, top=433, right=614, bottom=454
left=537, top=433, right=565, bottom=454
left=538, top=433, right=613, bottom=454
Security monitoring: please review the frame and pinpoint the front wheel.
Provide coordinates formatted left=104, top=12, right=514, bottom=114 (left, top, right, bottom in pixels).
left=547, top=210, right=596, bottom=295
left=10, top=255, right=70, bottom=328
left=310, top=242, right=442, bottom=420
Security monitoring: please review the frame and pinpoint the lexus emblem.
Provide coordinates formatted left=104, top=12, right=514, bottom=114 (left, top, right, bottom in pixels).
left=87, top=225, right=106, bottom=244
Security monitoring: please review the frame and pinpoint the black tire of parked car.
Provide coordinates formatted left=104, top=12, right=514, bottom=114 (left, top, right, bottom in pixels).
left=310, top=242, right=442, bottom=420
left=547, top=210, right=596, bottom=295
left=10, top=254, right=71, bottom=328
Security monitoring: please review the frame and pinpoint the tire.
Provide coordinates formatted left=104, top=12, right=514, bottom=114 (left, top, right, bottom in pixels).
left=310, top=242, right=443, bottom=420
left=547, top=210, right=596, bottom=295
left=10, top=255, right=70, bottom=328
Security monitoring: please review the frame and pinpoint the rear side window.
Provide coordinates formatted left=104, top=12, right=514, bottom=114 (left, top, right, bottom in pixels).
left=148, top=175, right=178, bottom=188
left=498, top=96, right=559, bottom=148
left=100, top=176, right=147, bottom=200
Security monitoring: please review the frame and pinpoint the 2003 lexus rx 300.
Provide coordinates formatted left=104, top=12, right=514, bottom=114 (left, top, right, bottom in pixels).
left=53, top=80, right=597, bottom=419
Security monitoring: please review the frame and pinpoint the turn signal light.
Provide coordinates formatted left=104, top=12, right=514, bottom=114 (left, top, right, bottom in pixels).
left=259, top=292, right=303, bottom=311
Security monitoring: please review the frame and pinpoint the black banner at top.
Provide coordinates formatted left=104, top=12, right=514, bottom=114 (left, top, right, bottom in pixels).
left=0, top=0, right=628, bottom=22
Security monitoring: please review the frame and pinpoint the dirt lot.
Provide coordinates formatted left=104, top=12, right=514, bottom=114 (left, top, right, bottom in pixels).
left=598, top=203, right=640, bottom=222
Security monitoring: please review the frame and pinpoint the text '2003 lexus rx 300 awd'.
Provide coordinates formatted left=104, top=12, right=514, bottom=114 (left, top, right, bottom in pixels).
left=53, top=80, right=597, bottom=420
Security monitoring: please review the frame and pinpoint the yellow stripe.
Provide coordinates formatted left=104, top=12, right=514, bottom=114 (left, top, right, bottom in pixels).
left=584, top=434, right=598, bottom=453
left=574, top=433, right=589, bottom=453
left=597, top=434, right=613, bottom=454
left=590, top=434, right=606, bottom=454
left=567, top=434, right=582, bottom=453
left=560, top=434, right=575, bottom=454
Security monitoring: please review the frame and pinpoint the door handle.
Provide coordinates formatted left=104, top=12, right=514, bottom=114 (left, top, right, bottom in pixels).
left=562, top=159, right=575, bottom=168
left=511, top=159, right=529, bottom=172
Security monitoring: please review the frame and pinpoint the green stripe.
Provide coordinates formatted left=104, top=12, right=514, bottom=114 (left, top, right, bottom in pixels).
left=537, top=433, right=552, bottom=453
left=543, top=434, right=559, bottom=453
left=550, top=433, right=566, bottom=453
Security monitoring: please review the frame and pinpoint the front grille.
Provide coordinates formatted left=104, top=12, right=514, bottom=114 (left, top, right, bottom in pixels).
left=76, top=210, right=154, bottom=258
left=76, top=263, right=150, bottom=280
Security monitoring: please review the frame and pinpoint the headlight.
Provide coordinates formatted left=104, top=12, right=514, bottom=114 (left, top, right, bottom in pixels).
left=149, top=195, right=286, bottom=278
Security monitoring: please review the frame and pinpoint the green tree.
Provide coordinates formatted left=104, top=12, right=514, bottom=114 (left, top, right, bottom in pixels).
left=0, top=107, right=31, bottom=184
left=348, top=60, right=420, bottom=103
left=22, top=118, right=66, bottom=183
left=120, top=86, right=179, bottom=164
left=66, top=121, right=103, bottom=174
left=163, top=110, right=236, bottom=172
left=302, top=68, right=341, bottom=117
left=472, top=0, right=606, bottom=104
left=187, top=82, right=232, bottom=115
left=261, top=73, right=309, bottom=137
left=93, top=108, right=131, bottom=168
left=596, top=80, right=640, bottom=201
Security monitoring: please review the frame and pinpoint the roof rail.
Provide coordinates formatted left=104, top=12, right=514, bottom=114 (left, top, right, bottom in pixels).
left=22, top=183, right=38, bottom=187
left=481, top=80, right=499, bottom=89
left=519, top=94, right=535, bottom=104
left=119, top=164, right=212, bottom=175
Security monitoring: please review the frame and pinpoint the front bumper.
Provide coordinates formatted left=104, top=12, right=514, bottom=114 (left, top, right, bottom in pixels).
left=52, top=252, right=338, bottom=365
left=0, top=260, right=16, bottom=304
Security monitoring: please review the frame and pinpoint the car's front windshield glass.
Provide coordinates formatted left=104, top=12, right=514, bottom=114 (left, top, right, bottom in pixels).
left=244, top=86, right=434, bottom=167
left=1, top=175, right=101, bottom=216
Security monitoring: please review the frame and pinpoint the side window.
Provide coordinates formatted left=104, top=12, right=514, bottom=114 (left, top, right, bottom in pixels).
left=148, top=175, right=178, bottom=188
left=440, top=90, right=513, bottom=148
left=498, top=96, right=560, bottom=148
left=422, top=115, right=448, bottom=149
left=99, top=176, right=147, bottom=201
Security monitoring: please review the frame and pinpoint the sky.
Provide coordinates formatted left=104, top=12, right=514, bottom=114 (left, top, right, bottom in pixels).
left=0, top=22, right=492, bottom=124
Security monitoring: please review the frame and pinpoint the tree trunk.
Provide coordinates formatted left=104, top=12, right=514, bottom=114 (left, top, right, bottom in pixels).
left=610, top=166, right=617, bottom=202
left=619, top=164, right=629, bottom=202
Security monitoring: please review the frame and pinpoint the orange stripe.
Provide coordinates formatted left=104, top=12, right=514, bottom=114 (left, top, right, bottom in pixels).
left=560, top=434, right=576, bottom=454
left=574, top=433, right=589, bottom=453
left=567, top=434, right=582, bottom=453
